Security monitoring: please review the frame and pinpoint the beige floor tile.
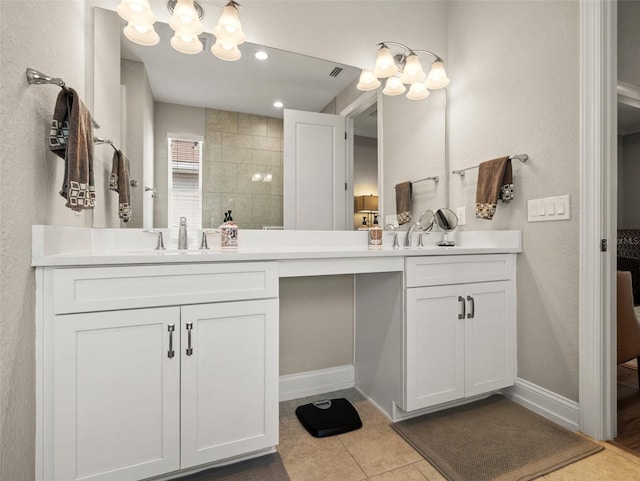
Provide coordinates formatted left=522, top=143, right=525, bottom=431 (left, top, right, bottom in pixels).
left=278, top=415, right=345, bottom=462
left=351, top=398, right=393, bottom=426
left=367, top=464, right=429, bottom=481
left=281, top=444, right=366, bottom=481
left=340, top=423, right=423, bottom=477
left=545, top=447, right=640, bottom=481
left=413, top=460, right=448, bottom=481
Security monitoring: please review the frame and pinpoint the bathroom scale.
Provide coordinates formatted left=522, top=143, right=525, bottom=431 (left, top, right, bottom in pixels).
left=295, top=398, right=362, bottom=437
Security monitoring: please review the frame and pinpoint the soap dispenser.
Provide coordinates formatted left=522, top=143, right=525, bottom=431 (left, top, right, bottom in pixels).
left=220, top=210, right=238, bottom=251
left=368, top=215, right=382, bottom=249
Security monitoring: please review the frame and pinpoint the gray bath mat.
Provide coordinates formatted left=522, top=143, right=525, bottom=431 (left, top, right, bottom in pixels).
left=171, top=453, right=290, bottom=481
left=391, top=395, right=603, bottom=481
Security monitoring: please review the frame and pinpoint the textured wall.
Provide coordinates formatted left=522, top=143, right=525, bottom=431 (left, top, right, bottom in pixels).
left=0, top=1, right=96, bottom=479
left=447, top=1, right=580, bottom=400
left=203, top=109, right=283, bottom=230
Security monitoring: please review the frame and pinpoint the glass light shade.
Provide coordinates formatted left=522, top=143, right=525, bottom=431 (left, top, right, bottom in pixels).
left=214, top=4, right=245, bottom=45
left=356, top=70, right=381, bottom=91
left=400, top=54, right=425, bottom=84
left=373, top=46, right=398, bottom=78
left=406, top=82, right=430, bottom=100
left=116, top=0, right=155, bottom=24
left=382, top=77, right=406, bottom=96
left=169, top=0, right=204, bottom=36
left=425, top=60, right=450, bottom=89
left=170, top=33, right=203, bottom=54
left=211, top=39, right=242, bottom=61
left=123, top=23, right=159, bottom=46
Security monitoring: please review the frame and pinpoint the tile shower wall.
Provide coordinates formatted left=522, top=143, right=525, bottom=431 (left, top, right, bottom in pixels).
left=203, top=109, right=284, bottom=229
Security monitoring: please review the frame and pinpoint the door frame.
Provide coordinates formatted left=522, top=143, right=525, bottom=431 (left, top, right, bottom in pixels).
left=579, top=0, right=617, bottom=440
left=341, top=90, right=380, bottom=227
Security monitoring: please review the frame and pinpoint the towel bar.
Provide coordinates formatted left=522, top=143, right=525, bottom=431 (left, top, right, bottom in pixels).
left=26, top=68, right=100, bottom=129
left=393, top=176, right=439, bottom=188
left=452, top=154, right=528, bottom=176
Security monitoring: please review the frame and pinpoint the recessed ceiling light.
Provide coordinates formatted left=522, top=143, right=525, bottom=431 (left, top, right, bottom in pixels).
left=273, top=101, right=284, bottom=108
left=254, top=51, right=269, bottom=60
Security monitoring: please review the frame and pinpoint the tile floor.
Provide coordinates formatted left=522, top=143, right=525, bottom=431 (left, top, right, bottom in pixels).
left=278, top=389, right=640, bottom=481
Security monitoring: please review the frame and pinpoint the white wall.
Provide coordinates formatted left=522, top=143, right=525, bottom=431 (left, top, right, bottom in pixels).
left=382, top=89, right=448, bottom=224
left=622, top=133, right=640, bottom=228
left=121, top=59, right=154, bottom=228
left=447, top=1, right=580, bottom=400
left=153, top=102, right=206, bottom=227
left=618, top=0, right=640, bottom=86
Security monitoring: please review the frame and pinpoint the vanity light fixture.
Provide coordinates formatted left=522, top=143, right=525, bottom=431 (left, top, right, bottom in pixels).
left=357, top=42, right=450, bottom=101
left=116, top=0, right=246, bottom=62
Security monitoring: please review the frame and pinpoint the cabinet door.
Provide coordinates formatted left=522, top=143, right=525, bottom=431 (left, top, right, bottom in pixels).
left=464, top=281, right=515, bottom=397
left=180, top=299, right=279, bottom=468
left=405, top=285, right=465, bottom=411
left=53, top=308, right=180, bottom=481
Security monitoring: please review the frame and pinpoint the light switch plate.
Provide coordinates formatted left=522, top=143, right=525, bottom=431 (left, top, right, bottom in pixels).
left=456, top=207, right=467, bottom=225
left=528, top=195, right=570, bottom=222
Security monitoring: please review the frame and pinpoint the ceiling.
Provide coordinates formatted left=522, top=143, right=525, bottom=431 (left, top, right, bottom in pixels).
left=120, top=19, right=360, bottom=118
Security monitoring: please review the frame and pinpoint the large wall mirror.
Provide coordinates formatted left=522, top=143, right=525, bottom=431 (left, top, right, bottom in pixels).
left=94, top=5, right=446, bottom=231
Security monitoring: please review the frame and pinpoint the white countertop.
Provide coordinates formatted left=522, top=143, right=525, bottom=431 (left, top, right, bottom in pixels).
left=31, top=226, right=522, bottom=267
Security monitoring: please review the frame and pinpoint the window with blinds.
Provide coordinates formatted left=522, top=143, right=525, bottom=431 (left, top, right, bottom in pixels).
left=168, top=138, right=202, bottom=229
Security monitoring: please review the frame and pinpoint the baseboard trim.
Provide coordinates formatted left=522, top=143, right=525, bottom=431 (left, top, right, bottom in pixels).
left=503, top=378, right=579, bottom=432
left=279, top=365, right=355, bottom=402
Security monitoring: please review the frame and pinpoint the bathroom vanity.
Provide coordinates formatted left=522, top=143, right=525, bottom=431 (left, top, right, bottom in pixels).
left=32, top=226, right=520, bottom=481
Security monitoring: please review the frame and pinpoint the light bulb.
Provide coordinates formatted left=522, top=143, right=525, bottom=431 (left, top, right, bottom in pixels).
left=273, top=101, right=284, bottom=108
left=373, top=46, right=398, bottom=78
left=170, top=32, right=203, bottom=54
left=123, top=22, right=159, bottom=46
left=382, top=77, right=406, bottom=96
left=169, top=0, right=204, bottom=36
left=214, top=3, right=245, bottom=45
left=356, top=70, right=381, bottom=91
left=400, top=54, right=425, bottom=84
left=426, top=60, right=450, bottom=89
left=211, top=39, right=242, bottom=61
left=116, top=0, right=155, bottom=24
left=406, top=82, right=430, bottom=100
left=254, top=51, right=269, bottom=60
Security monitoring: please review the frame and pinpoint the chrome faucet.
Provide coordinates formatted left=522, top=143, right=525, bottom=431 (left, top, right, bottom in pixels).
left=178, top=217, right=188, bottom=250
left=404, top=222, right=420, bottom=247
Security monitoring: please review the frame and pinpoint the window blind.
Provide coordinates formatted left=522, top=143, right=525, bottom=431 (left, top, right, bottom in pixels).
left=168, top=138, right=202, bottom=229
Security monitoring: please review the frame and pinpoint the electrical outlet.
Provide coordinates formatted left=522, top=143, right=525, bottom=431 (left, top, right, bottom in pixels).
left=456, top=207, right=467, bottom=225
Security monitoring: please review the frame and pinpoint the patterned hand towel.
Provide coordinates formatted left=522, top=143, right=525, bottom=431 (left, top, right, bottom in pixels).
left=109, top=149, right=132, bottom=223
left=49, top=88, right=95, bottom=211
left=475, top=156, right=514, bottom=220
left=395, top=181, right=412, bottom=225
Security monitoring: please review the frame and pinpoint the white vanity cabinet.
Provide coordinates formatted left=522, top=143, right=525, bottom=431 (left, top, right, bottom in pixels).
left=403, top=255, right=516, bottom=412
left=38, top=262, right=279, bottom=481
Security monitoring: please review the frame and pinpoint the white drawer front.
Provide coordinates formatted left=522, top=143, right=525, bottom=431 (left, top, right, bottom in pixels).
left=406, top=255, right=513, bottom=287
left=52, top=262, right=278, bottom=314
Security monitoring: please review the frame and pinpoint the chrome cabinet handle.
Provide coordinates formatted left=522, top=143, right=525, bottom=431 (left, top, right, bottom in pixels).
left=458, top=296, right=465, bottom=319
left=467, top=295, right=475, bottom=319
left=168, top=324, right=175, bottom=358
left=186, top=322, right=193, bottom=356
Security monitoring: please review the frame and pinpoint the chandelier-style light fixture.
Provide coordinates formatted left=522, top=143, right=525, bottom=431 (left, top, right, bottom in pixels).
left=357, top=42, right=450, bottom=100
left=116, top=0, right=246, bottom=61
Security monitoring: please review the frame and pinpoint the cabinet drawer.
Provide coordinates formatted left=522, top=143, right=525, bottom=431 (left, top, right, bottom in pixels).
left=52, top=262, right=278, bottom=314
left=406, top=255, right=513, bottom=287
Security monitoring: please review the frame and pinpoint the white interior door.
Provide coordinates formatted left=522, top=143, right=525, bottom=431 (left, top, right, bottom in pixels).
left=284, top=109, right=347, bottom=230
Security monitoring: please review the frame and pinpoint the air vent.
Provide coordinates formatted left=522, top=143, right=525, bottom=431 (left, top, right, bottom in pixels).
left=329, top=67, right=344, bottom=78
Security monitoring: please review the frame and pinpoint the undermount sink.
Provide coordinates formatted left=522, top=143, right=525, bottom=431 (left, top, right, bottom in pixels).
left=124, top=249, right=212, bottom=255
